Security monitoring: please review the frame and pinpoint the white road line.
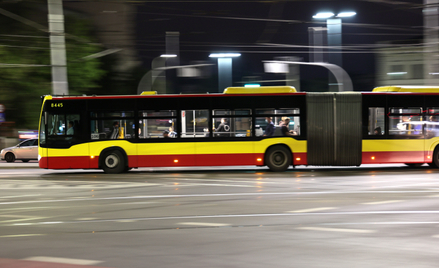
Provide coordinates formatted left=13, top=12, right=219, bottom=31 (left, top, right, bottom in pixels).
left=163, top=183, right=254, bottom=188
left=0, top=217, right=47, bottom=224
left=297, top=226, right=376, bottom=234
left=0, top=234, right=45, bottom=238
left=1, top=190, right=438, bottom=205
left=0, top=194, right=41, bottom=199
left=429, top=194, right=439, bottom=197
left=433, top=235, right=439, bottom=238
left=10, top=210, right=439, bottom=227
left=179, top=222, right=231, bottom=227
left=23, top=256, right=103, bottom=266
left=362, top=200, right=403, bottom=205
left=288, top=207, right=337, bottom=213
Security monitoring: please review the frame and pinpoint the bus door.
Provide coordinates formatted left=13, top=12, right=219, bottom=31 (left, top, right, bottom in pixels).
left=387, top=107, right=424, bottom=163
left=38, top=112, right=48, bottom=168
left=45, top=111, right=89, bottom=169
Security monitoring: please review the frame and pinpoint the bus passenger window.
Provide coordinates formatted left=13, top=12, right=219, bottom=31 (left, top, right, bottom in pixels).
left=388, top=107, right=422, bottom=135
left=212, top=109, right=252, bottom=138
left=426, top=108, right=439, bottom=137
left=181, top=110, right=208, bottom=138
left=90, top=111, right=135, bottom=140
left=138, top=110, right=177, bottom=139
left=368, top=107, right=384, bottom=135
left=255, top=108, right=300, bottom=137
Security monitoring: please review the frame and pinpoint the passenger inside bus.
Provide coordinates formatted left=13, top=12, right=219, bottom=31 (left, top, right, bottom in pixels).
left=281, top=118, right=297, bottom=136
left=263, top=117, right=275, bottom=137
left=213, top=118, right=230, bottom=137
left=110, top=121, right=119, bottom=139
left=373, top=127, right=382, bottom=135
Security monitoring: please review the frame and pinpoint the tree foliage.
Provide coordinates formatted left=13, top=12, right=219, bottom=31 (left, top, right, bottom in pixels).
left=0, top=3, right=106, bottom=130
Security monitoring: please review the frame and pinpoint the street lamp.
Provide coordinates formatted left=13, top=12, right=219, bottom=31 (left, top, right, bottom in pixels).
left=137, top=54, right=177, bottom=94
left=312, top=11, right=356, bottom=91
left=209, top=53, right=241, bottom=92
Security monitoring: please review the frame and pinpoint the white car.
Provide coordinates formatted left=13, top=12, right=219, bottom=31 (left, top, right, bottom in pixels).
left=1, top=138, right=38, bottom=163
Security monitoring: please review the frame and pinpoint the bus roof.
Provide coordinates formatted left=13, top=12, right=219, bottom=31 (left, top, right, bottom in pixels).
left=372, top=86, right=439, bottom=93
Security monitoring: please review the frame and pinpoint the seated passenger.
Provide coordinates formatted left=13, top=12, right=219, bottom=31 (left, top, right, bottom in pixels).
left=263, top=117, right=275, bottom=137
left=282, top=118, right=296, bottom=137
left=373, top=127, right=382, bottom=135
left=213, top=118, right=230, bottom=137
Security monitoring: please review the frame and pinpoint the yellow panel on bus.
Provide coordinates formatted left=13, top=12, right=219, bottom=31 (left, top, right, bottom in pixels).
left=373, top=86, right=439, bottom=93
left=223, top=86, right=296, bottom=94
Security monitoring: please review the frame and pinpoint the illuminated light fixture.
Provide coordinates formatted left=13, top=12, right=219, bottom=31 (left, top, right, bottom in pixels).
left=160, top=54, right=177, bottom=58
left=257, top=158, right=262, bottom=162
left=312, top=12, right=335, bottom=19
left=244, top=84, right=260, bottom=88
left=209, top=53, right=241, bottom=58
left=90, top=155, right=95, bottom=159
left=336, top=12, right=356, bottom=18
left=174, top=159, right=179, bottom=163
left=428, top=155, right=431, bottom=159
left=387, top=72, right=407, bottom=76
left=296, top=158, right=301, bottom=161
left=371, top=156, right=375, bottom=160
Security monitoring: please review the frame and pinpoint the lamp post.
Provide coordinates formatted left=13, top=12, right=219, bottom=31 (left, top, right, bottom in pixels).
left=209, top=53, right=241, bottom=92
left=137, top=54, right=177, bottom=94
left=312, top=11, right=356, bottom=91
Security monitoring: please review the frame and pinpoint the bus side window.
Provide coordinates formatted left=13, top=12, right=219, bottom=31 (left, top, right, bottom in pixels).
left=181, top=110, right=209, bottom=138
left=368, top=107, right=385, bottom=135
left=426, top=108, right=439, bottom=137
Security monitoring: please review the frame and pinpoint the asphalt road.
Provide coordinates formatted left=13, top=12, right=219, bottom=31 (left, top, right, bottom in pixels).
left=0, top=163, right=438, bottom=268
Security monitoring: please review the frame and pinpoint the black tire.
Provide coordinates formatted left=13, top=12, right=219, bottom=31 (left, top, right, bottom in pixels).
left=405, top=163, right=423, bottom=168
left=265, top=146, right=292, bottom=172
left=5, top=153, right=15, bottom=163
left=430, top=148, right=439, bottom=168
left=22, top=160, right=30, bottom=163
left=101, top=150, right=125, bottom=174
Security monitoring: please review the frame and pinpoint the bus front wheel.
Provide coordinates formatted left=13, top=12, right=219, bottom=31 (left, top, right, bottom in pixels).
left=429, top=148, right=439, bottom=168
left=102, top=150, right=125, bottom=174
left=265, top=146, right=291, bottom=172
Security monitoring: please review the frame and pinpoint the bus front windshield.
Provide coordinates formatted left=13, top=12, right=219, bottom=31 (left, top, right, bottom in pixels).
left=40, top=111, right=80, bottom=147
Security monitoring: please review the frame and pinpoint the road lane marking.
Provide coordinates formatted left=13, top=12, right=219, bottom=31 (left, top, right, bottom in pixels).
left=0, top=217, right=47, bottom=224
left=429, top=194, right=439, bottom=197
left=163, top=183, right=254, bottom=188
left=433, top=235, right=439, bottom=238
left=288, top=207, right=337, bottom=213
left=23, top=256, right=103, bottom=266
left=362, top=200, right=403, bottom=205
left=9, top=210, right=439, bottom=227
left=179, top=222, right=231, bottom=227
left=0, top=234, right=45, bottom=238
left=297, top=227, right=376, bottom=233
left=1, top=191, right=439, bottom=205
left=0, top=194, right=41, bottom=199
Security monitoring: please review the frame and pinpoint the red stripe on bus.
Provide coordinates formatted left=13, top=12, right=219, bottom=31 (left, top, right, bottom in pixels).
left=40, top=156, right=91, bottom=169
left=362, top=151, right=428, bottom=164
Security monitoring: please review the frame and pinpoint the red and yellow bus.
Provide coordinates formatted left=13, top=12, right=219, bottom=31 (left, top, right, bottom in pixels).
left=38, top=86, right=439, bottom=173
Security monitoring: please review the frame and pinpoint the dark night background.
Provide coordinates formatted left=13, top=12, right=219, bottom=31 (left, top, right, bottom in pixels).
left=133, top=0, right=424, bottom=91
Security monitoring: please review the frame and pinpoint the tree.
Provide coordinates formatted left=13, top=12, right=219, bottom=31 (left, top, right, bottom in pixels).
left=0, top=2, right=106, bottom=130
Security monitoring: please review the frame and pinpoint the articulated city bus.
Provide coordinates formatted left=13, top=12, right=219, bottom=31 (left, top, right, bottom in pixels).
left=38, top=86, right=439, bottom=173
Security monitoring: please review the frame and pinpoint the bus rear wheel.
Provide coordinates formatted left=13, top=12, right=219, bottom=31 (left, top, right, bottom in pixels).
left=5, top=153, right=15, bottom=163
left=429, top=148, right=439, bottom=168
left=102, top=150, right=125, bottom=174
left=265, top=146, right=291, bottom=172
